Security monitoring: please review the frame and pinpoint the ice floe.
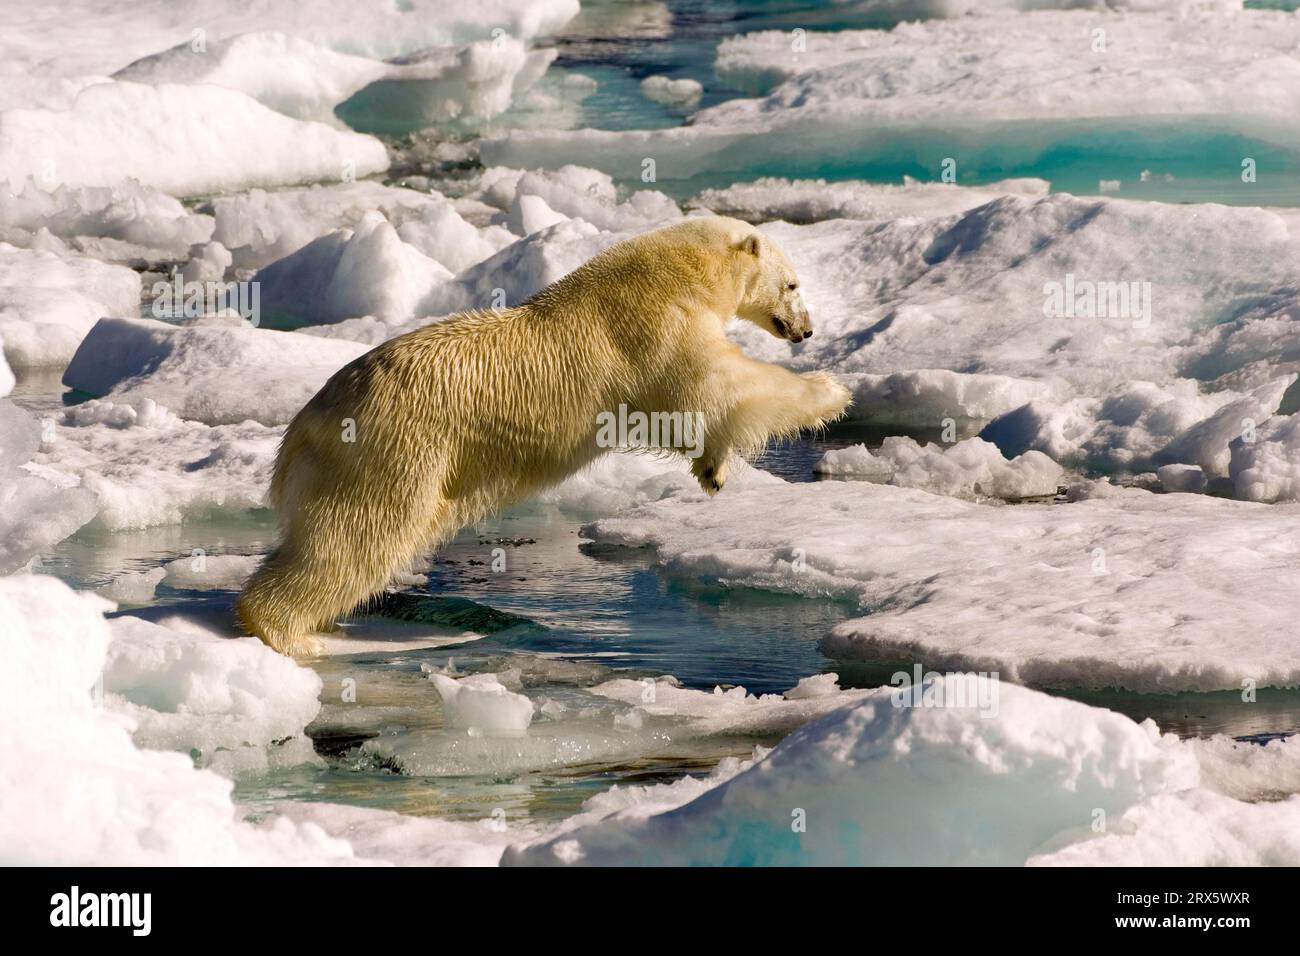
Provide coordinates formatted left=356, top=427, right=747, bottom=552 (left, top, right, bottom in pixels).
left=506, top=674, right=1300, bottom=866
left=582, top=477, right=1300, bottom=693
left=689, top=176, right=1049, bottom=224
left=0, top=82, right=391, bottom=197
left=63, top=317, right=367, bottom=425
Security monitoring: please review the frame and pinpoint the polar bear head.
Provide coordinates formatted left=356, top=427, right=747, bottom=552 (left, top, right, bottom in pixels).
left=729, top=225, right=813, bottom=343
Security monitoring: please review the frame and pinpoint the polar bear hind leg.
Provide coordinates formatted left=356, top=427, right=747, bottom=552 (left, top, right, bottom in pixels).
left=236, top=463, right=451, bottom=656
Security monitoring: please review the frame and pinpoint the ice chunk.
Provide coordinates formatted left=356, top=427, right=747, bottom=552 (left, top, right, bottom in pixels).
left=0, top=178, right=213, bottom=261
left=639, top=75, right=702, bottom=106
left=811, top=444, right=895, bottom=480
left=508, top=194, right=569, bottom=237
left=0, top=400, right=98, bottom=572
left=847, top=369, right=1052, bottom=427
left=114, top=32, right=389, bottom=124
left=212, top=181, right=449, bottom=270
left=816, top=436, right=1063, bottom=500
left=1157, top=463, right=1207, bottom=494
left=1230, top=413, right=1300, bottom=503
left=0, top=1, right=580, bottom=82
left=0, top=574, right=355, bottom=864
left=104, top=614, right=322, bottom=775
left=29, top=397, right=279, bottom=529
left=470, top=165, right=682, bottom=233
left=63, top=317, right=368, bottom=426
left=431, top=673, right=535, bottom=735
left=783, top=673, right=839, bottom=700
left=0, top=243, right=141, bottom=370
left=397, top=200, right=517, bottom=274
left=255, top=212, right=452, bottom=326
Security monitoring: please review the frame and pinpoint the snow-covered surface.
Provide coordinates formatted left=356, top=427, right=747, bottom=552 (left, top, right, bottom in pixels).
left=582, top=477, right=1300, bottom=693
left=0, top=575, right=357, bottom=864
left=28, top=396, right=278, bottom=529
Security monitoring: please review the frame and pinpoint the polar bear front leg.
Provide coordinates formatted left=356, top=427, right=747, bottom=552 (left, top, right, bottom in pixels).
left=691, top=351, right=851, bottom=494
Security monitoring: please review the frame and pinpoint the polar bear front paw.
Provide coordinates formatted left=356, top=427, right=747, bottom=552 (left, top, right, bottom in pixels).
left=693, top=455, right=730, bottom=496
left=800, top=371, right=852, bottom=424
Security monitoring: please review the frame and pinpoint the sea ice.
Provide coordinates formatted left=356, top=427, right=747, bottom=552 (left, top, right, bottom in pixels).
left=0, top=242, right=141, bottom=370
left=0, top=400, right=98, bottom=572
left=582, top=476, right=1300, bottom=692
left=0, top=82, right=390, bottom=196
left=0, top=574, right=355, bottom=865
left=63, top=317, right=367, bottom=426
left=27, top=396, right=279, bottom=530
left=640, top=75, right=702, bottom=106
left=689, top=176, right=1050, bottom=225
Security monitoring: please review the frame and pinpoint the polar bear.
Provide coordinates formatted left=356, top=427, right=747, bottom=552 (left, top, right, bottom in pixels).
left=236, top=216, right=851, bottom=655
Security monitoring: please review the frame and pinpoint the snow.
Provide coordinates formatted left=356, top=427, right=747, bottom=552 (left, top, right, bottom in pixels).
left=0, top=242, right=141, bottom=369
left=63, top=317, right=368, bottom=426
left=815, top=436, right=1063, bottom=500
left=0, top=82, right=390, bottom=197
left=582, top=477, right=1300, bottom=693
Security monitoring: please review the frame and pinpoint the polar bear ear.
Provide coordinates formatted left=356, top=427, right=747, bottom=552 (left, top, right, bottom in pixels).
left=734, top=233, right=761, bottom=258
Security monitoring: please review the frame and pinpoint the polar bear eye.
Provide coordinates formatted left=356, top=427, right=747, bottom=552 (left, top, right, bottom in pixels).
left=785, top=282, right=798, bottom=292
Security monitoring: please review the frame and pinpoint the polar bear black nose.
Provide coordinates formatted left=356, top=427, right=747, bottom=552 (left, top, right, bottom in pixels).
left=802, top=330, right=813, bottom=340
